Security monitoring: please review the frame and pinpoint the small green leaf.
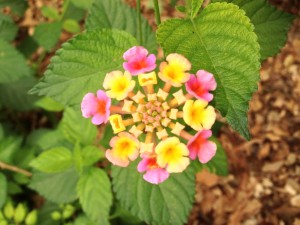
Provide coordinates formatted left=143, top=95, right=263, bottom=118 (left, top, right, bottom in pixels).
left=35, top=97, right=64, bottom=112
left=112, top=161, right=195, bottom=225
left=0, top=173, right=7, bottom=208
left=0, top=39, right=31, bottom=83
left=212, top=0, right=295, bottom=60
left=0, top=13, right=18, bottom=41
left=60, top=108, right=97, bottom=146
left=77, top=168, right=112, bottom=224
left=41, top=6, right=60, bottom=20
left=63, top=19, right=81, bottom=33
left=29, top=168, right=79, bottom=204
left=30, top=147, right=73, bottom=173
left=157, top=2, right=260, bottom=140
left=186, top=0, right=203, bottom=18
left=82, top=145, right=104, bottom=166
left=86, top=0, right=156, bottom=53
left=33, top=22, right=62, bottom=51
left=71, top=0, right=94, bottom=10
left=0, top=135, right=22, bottom=164
left=30, top=29, right=136, bottom=109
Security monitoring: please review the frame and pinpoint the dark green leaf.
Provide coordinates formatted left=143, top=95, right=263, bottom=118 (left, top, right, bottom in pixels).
left=29, top=168, right=79, bottom=204
left=0, top=173, right=7, bottom=208
left=0, top=39, right=31, bottom=83
left=0, top=135, right=22, bottom=164
left=0, top=0, right=28, bottom=16
left=0, top=13, right=18, bottom=41
left=157, top=2, right=260, bottom=140
left=112, top=161, right=195, bottom=225
left=86, top=0, right=156, bottom=52
left=30, top=29, right=136, bottom=109
left=77, top=168, right=112, bottom=224
left=212, top=0, right=295, bottom=60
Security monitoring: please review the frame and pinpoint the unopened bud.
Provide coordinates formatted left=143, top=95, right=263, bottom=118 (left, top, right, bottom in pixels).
left=51, top=211, right=61, bottom=221
left=62, top=205, right=75, bottom=219
left=25, top=210, right=37, bottom=225
left=3, top=202, right=14, bottom=220
left=14, top=203, right=26, bottom=223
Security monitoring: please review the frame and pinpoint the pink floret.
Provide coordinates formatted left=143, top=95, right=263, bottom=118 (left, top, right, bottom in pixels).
left=81, top=90, right=111, bottom=125
left=187, top=130, right=217, bottom=163
left=138, top=155, right=169, bottom=184
left=186, top=70, right=217, bottom=102
left=123, top=46, right=156, bottom=75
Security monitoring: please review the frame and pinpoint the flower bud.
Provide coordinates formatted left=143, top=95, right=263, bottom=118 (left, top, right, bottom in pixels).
left=25, top=210, right=37, bottom=225
left=51, top=211, right=61, bottom=221
left=13, top=203, right=26, bottom=223
left=62, top=204, right=75, bottom=219
left=3, top=202, right=14, bottom=220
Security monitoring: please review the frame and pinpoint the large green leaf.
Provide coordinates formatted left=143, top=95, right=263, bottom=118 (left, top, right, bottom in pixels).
left=212, top=0, right=294, bottom=60
left=0, top=173, right=7, bottom=208
left=29, top=168, right=79, bottom=204
left=0, top=13, right=18, bottom=42
left=157, top=2, right=260, bottom=140
left=112, top=161, right=195, bottom=225
left=77, top=168, right=112, bottom=224
left=86, top=0, right=156, bottom=52
left=33, top=22, right=62, bottom=51
left=0, top=39, right=30, bottom=83
left=60, top=108, right=97, bottom=145
left=30, top=147, right=73, bottom=173
left=30, top=29, right=136, bottom=109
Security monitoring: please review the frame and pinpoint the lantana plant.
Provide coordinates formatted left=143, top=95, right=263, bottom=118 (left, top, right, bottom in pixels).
left=81, top=46, right=217, bottom=184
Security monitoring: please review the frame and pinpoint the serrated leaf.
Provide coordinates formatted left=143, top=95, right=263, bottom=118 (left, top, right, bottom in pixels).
left=63, top=19, right=81, bottom=33
left=186, top=0, right=203, bottom=18
left=0, top=39, right=31, bottom=83
left=0, top=173, right=7, bottom=208
left=112, top=161, right=195, bottom=225
left=82, top=145, right=104, bottom=166
left=0, top=13, right=18, bottom=41
left=41, top=6, right=60, bottom=20
left=86, top=0, right=156, bottom=53
left=0, top=76, right=39, bottom=111
left=29, top=168, right=79, bottom=204
left=35, top=97, right=64, bottom=112
left=192, top=137, right=228, bottom=176
left=33, top=22, right=62, bottom=51
left=157, top=2, right=260, bottom=140
left=30, top=29, right=136, bottom=109
left=77, top=168, right=112, bottom=224
left=212, top=0, right=294, bottom=60
left=30, top=147, right=73, bottom=173
left=60, top=108, right=97, bottom=145
left=0, top=0, right=27, bottom=16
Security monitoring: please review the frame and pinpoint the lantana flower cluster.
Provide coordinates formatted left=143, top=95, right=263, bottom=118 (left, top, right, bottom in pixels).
left=81, top=46, right=217, bottom=184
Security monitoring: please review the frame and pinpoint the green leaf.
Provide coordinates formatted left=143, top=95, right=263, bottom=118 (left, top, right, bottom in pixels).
left=37, top=201, right=60, bottom=225
left=157, top=2, right=260, bottom=140
left=63, top=19, right=81, bottom=33
left=77, top=168, right=112, bottom=224
left=35, top=97, right=64, bottom=112
left=212, top=0, right=295, bottom=60
left=30, top=29, right=136, bottom=109
left=0, top=173, right=7, bottom=208
left=60, top=108, right=97, bottom=145
left=71, top=0, right=94, bottom=10
left=86, top=0, right=156, bottom=53
left=73, top=142, right=83, bottom=173
left=0, top=0, right=28, bottom=16
left=112, top=161, right=195, bottom=225
left=0, top=39, right=31, bottom=83
left=41, top=6, right=60, bottom=20
left=7, top=182, right=22, bottom=195
left=30, top=147, right=73, bottom=173
left=0, top=135, right=22, bottom=164
left=0, top=13, right=18, bottom=41
left=192, top=137, right=228, bottom=176
left=62, top=2, right=85, bottom=21
left=0, top=76, right=39, bottom=111
left=33, top=22, right=62, bottom=51
left=29, top=168, right=79, bottom=204
left=186, top=0, right=203, bottom=18
left=73, top=215, right=98, bottom=225
left=82, top=145, right=104, bottom=166
left=17, top=36, right=39, bottom=58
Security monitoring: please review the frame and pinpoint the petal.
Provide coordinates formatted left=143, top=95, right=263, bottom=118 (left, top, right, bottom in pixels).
left=201, top=106, right=216, bottom=129
left=137, top=158, right=148, bottom=172
left=198, top=141, right=217, bottom=163
left=81, top=93, right=98, bottom=118
left=91, top=113, right=105, bottom=125
left=196, top=70, right=217, bottom=90
left=123, top=46, right=148, bottom=60
left=143, top=168, right=169, bottom=184
left=105, top=149, right=129, bottom=167
left=167, top=157, right=190, bottom=173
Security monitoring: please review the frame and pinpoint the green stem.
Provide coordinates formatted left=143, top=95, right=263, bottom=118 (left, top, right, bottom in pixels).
left=153, top=0, right=161, bottom=26
left=136, top=0, right=143, bottom=45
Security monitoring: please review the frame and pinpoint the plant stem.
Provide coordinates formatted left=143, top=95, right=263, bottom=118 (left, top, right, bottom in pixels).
left=153, top=0, right=161, bottom=26
left=136, top=0, right=143, bottom=45
left=0, top=161, right=32, bottom=177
